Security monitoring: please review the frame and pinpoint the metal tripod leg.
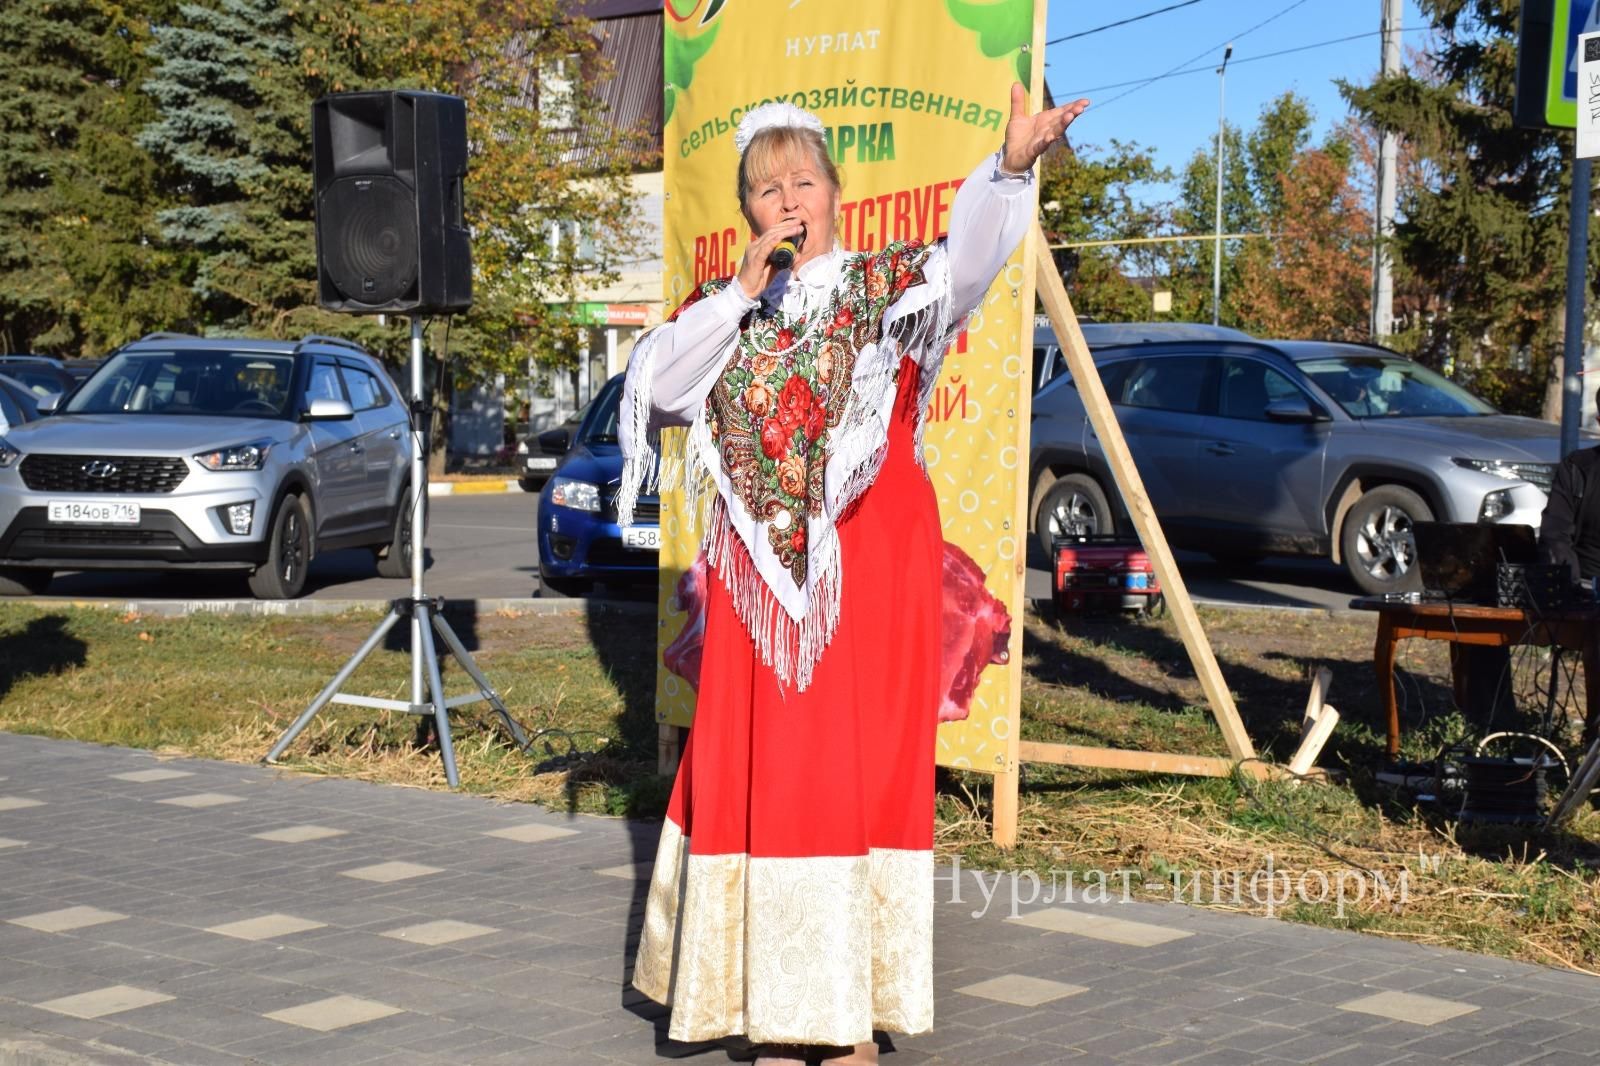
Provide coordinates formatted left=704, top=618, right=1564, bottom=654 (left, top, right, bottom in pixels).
left=264, top=608, right=404, bottom=765
left=430, top=611, right=531, bottom=750
left=415, top=602, right=460, bottom=789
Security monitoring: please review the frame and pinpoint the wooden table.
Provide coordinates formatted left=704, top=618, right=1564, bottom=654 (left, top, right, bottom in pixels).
left=1351, top=597, right=1600, bottom=759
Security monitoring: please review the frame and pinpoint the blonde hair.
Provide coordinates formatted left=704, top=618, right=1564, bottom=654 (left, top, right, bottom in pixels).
left=736, top=126, right=841, bottom=213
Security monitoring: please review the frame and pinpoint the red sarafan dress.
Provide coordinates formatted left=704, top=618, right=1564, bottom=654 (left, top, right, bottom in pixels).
left=619, top=151, right=1033, bottom=1047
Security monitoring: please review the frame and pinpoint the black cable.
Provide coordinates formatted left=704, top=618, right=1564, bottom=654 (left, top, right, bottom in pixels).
left=1079, top=0, right=1316, bottom=110
left=1063, top=26, right=1428, bottom=104
left=1045, top=0, right=1208, bottom=46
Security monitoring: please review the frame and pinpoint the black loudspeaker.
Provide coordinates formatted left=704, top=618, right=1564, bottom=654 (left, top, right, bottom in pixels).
left=312, top=90, right=472, bottom=315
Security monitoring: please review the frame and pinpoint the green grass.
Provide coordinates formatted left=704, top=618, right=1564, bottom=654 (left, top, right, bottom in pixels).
left=6, top=600, right=1600, bottom=973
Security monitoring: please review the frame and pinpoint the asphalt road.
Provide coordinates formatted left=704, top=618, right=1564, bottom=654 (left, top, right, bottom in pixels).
left=30, top=492, right=1359, bottom=612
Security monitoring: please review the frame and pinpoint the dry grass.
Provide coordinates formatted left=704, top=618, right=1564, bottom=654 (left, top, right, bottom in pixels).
left=5, top=600, right=1600, bottom=972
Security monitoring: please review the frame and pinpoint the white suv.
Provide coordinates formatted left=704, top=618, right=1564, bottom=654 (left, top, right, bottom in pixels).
left=0, top=333, right=414, bottom=598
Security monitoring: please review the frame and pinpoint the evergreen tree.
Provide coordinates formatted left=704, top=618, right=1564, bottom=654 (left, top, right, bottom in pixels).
left=0, top=0, right=193, bottom=354
left=1343, top=0, right=1589, bottom=417
left=137, top=0, right=317, bottom=333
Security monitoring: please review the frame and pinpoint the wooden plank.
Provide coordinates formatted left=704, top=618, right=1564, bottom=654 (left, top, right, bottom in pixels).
left=1018, top=741, right=1238, bottom=778
left=991, top=766, right=1020, bottom=848
left=1288, top=705, right=1340, bottom=777
left=1031, top=232, right=1255, bottom=762
left=1303, top=667, right=1333, bottom=731
left=657, top=723, right=683, bottom=776
left=992, top=11, right=1047, bottom=851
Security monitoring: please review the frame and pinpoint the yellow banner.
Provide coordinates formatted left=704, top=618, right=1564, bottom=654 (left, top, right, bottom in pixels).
left=653, top=0, right=1042, bottom=776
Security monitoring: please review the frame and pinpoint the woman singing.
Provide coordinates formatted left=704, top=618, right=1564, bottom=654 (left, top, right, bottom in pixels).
left=620, top=84, right=1089, bottom=1065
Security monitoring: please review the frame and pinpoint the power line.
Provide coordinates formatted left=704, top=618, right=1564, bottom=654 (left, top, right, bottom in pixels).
left=1088, top=0, right=1316, bottom=110
left=1059, top=27, right=1430, bottom=98
left=1045, top=0, right=1208, bottom=47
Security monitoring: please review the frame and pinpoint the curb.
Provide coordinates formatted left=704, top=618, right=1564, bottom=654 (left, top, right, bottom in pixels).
left=428, top=479, right=525, bottom=497
left=17, top=596, right=655, bottom=619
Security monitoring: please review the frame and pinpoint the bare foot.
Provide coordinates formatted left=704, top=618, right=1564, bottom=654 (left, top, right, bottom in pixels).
left=819, top=1042, right=879, bottom=1064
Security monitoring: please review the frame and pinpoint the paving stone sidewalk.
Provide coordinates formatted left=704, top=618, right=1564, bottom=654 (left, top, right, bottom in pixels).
left=0, top=732, right=1597, bottom=1066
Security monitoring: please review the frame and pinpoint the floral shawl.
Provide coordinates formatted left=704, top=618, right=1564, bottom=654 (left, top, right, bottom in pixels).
left=619, top=239, right=963, bottom=691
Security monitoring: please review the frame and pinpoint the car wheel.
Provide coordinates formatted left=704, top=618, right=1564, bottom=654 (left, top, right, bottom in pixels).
left=1035, top=473, right=1114, bottom=559
left=0, top=568, right=51, bottom=596
left=518, top=477, right=540, bottom=492
left=1341, top=485, right=1432, bottom=595
left=248, top=494, right=312, bottom=599
left=374, top=487, right=414, bottom=579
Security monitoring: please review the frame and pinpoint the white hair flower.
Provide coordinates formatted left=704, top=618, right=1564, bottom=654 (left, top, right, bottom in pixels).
left=733, top=102, right=826, bottom=155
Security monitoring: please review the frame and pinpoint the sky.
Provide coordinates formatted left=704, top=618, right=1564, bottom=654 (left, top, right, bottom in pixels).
left=1041, top=0, right=1431, bottom=201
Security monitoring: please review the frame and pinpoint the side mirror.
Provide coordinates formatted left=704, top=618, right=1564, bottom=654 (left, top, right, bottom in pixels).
left=36, top=392, right=60, bottom=415
left=1264, top=396, right=1328, bottom=424
left=303, top=397, right=355, bottom=421
left=537, top=428, right=571, bottom=454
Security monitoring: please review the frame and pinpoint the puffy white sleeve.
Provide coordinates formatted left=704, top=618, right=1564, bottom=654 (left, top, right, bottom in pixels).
left=946, top=151, right=1036, bottom=318
left=616, top=281, right=758, bottom=525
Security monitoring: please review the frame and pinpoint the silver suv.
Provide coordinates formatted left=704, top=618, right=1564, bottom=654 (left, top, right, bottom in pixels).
left=0, top=334, right=414, bottom=598
left=1030, top=337, right=1572, bottom=595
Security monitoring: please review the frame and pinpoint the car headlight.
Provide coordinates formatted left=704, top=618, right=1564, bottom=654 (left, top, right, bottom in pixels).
left=0, top=438, right=19, bottom=469
left=516, top=440, right=529, bottom=456
left=194, top=439, right=273, bottom=472
left=1452, top=458, right=1555, bottom=493
left=549, top=476, right=601, bottom=512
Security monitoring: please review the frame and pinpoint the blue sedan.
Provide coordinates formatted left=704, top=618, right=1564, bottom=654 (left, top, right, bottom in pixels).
left=536, top=373, right=662, bottom=595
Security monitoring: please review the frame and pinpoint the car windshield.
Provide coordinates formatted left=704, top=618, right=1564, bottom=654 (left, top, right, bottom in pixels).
left=582, top=379, right=623, bottom=444
left=4, top=367, right=65, bottom=398
left=1297, top=353, right=1494, bottom=418
left=65, top=350, right=296, bottom=417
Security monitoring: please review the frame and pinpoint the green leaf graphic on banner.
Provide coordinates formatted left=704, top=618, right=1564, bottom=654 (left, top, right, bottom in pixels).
left=664, top=19, right=721, bottom=124
left=946, top=0, right=1032, bottom=89
left=703, top=0, right=728, bottom=22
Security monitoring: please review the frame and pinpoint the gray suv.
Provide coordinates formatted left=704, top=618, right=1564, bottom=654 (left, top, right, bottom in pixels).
left=1030, top=337, right=1570, bottom=594
left=0, top=333, right=414, bottom=599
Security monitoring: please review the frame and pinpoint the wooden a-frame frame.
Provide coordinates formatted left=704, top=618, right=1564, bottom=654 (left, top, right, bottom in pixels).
left=990, top=227, right=1277, bottom=847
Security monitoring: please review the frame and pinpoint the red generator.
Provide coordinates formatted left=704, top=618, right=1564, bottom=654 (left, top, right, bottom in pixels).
left=1053, top=536, right=1163, bottom=616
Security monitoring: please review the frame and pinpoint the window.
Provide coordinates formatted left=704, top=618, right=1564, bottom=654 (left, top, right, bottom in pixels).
left=1217, top=358, right=1306, bottom=421
left=307, top=360, right=345, bottom=405
left=339, top=364, right=383, bottom=411
left=1118, top=356, right=1212, bottom=413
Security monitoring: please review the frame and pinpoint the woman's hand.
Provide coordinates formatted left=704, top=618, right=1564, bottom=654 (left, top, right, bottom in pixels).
left=1000, top=82, right=1090, bottom=175
left=736, top=217, right=808, bottom=299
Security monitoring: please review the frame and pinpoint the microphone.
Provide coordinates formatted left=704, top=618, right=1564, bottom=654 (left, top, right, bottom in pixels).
left=769, top=224, right=804, bottom=271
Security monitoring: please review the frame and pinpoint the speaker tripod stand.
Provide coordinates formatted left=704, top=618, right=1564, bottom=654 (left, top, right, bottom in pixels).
left=264, top=317, right=528, bottom=787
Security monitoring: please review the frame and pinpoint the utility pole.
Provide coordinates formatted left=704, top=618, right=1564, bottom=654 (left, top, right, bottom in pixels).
left=1212, top=43, right=1233, bottom=327
left=1563, top=160, right=1590, bottom=456
left=1372, top=0, right=1401, bottom=342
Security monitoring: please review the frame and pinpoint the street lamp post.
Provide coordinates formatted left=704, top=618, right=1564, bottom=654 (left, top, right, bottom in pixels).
left=1212, top=43, right=1233, bottom=328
